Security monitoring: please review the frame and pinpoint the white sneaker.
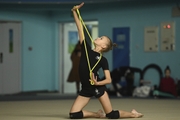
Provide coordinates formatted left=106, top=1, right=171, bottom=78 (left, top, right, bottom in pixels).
left=116, top=83, right=122, bottom=89
left=116, top=92, right=122, bottom=97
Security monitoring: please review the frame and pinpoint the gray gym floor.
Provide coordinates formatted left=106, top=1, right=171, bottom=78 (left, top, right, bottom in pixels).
left=0, top=95, right=180, bottom=120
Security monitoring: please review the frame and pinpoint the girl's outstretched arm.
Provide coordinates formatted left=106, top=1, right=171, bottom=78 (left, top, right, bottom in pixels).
left=71, top=2, right=84, bottom=44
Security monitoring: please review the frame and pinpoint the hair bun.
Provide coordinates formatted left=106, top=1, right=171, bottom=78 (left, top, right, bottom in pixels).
left=165, top=65, right=171, bottom=72
left=113, top=43, right=118, bottom=47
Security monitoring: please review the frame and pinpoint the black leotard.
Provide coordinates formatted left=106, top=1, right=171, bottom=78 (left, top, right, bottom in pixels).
left=78, top=40, right=109, bottom=98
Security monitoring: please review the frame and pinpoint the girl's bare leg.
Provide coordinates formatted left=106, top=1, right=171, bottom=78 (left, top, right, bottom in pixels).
left=98, top=91, right=113, bottom=113
left=70, top=95, right=105, bottom=118
left=83, top=109, right=105, bottom=118
left=99, top=91, right=143, bottom=118
left=70, top=95, right=90, bottom=112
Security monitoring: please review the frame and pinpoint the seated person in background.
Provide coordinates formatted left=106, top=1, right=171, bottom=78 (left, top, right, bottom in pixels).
left=111, top=67, right=136, bottom=97
left=153, top=66, right=177, bottom=98
left=125, top=69, right=135, bottom=96
left=110, top=68, right=123, bottom=97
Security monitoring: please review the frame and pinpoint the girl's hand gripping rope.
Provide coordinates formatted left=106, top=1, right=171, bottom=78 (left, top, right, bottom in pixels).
left=89, top=72, right=99, bottom=85
left=71, top=2, right=84, bottom=11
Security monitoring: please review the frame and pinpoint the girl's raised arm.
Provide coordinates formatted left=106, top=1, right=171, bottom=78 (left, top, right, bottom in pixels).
left=71, top=2, right=84, bottom=44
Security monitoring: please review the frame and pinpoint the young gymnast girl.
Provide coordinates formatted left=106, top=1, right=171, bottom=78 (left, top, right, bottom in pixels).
left=69, top=2, right=143, bottom=119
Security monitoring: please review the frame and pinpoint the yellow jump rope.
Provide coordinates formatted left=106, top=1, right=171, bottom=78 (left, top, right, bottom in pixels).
left=76, top=9, right=102, bottom=85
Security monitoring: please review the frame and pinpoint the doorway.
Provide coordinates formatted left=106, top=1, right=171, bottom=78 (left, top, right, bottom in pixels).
left=59, top=21, right=98, bottom=94
left=112, top=27, right=130, bottom=69
left=0, top=22, right=21, bottom=95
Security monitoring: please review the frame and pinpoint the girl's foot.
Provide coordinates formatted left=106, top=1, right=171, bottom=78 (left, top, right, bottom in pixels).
left=131, top=109, right=143, bottom=118
left=97, top=109, right=105, bottom=118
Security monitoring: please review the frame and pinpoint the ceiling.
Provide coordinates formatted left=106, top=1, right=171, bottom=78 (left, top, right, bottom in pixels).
left=0, top=0, right=178, bottom=11
left=0, top=0, right=176, bottom=4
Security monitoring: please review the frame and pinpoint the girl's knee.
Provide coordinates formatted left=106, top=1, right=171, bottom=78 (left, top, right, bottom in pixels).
left=69, top=111, right=83, bottom=119
left=106, top=110, right=120, bottom=119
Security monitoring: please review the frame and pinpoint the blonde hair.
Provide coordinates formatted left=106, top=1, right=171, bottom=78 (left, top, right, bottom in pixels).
left=102, top=36, right=117, bottom=52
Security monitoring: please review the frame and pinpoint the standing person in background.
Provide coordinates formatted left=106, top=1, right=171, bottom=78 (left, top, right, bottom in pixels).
left=67, top=41, right=81, bottom=94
